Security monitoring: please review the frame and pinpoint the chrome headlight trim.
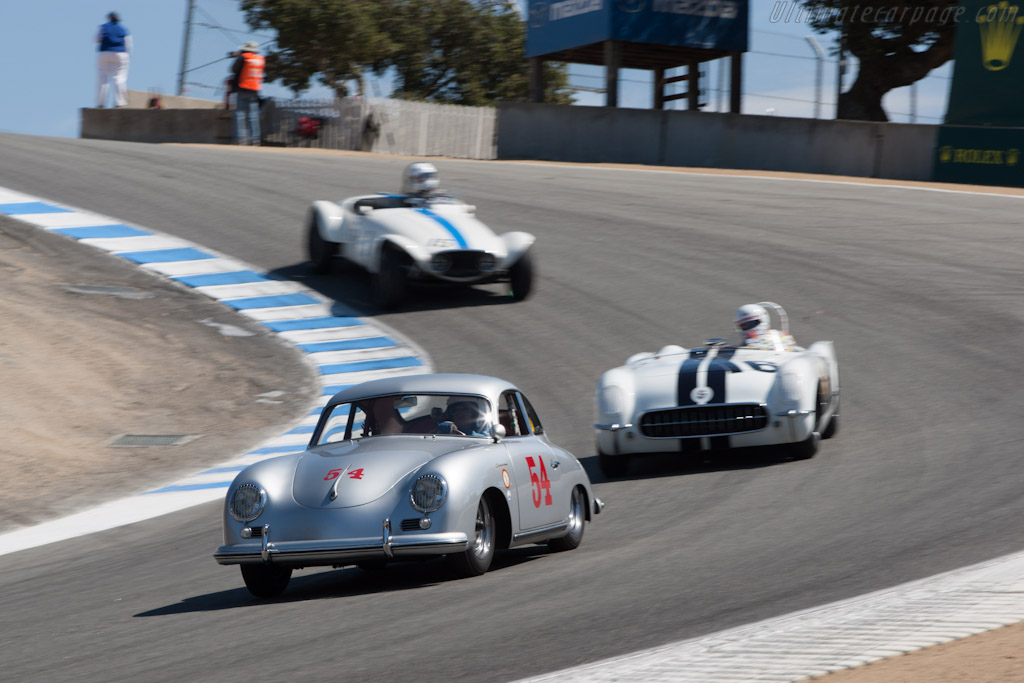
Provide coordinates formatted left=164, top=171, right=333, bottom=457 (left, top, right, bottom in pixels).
left=410, top=474, right=448, bottom=513
left=229, top=483, right=267, bottom=523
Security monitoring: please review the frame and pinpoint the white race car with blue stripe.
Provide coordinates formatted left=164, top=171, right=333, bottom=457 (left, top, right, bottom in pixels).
left=594, top=303, right=840, bottom=476
left=308, top=193, right=535, bottom=309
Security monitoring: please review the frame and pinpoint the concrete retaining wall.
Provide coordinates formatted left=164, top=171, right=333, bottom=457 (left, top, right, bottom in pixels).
left=497, top=103, right=938, bottom=181
left=125, top=90, right=223, bottom=110
left=80, top=98, right=939, bottom=183
left=81, top=108, right=233, bottom=144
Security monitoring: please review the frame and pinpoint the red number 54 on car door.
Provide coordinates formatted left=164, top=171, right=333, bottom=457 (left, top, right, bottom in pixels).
left=524, top=456, right=553, bottom=508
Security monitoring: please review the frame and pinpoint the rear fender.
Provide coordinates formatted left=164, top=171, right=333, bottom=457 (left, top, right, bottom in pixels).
left=311, top=201, right=344, bottom=242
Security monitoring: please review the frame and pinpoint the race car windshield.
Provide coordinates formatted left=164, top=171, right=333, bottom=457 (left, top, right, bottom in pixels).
left=314, top=394, right=493, bottom=445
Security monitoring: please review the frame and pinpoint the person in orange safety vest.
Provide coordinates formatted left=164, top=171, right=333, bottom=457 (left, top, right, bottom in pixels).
left=231, top=42, right=265, bottom=145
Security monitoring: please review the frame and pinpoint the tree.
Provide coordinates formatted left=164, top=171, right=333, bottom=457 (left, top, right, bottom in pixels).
left=240, top=0, right=393, bottom=97
left=383, top=0, right=572, bottom=105
left=240, top=0, right=572, bottom=104
left=800, top=0, right=958, bottom=120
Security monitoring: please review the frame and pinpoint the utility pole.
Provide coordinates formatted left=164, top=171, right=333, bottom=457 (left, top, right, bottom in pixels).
left=177, top=0, right=196, bottom=96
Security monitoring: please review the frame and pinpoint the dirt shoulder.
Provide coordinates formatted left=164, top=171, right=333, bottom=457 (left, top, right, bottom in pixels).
left=0, top=214, right=317, bottom=529
left=803, top=621, right=1024, bottom=682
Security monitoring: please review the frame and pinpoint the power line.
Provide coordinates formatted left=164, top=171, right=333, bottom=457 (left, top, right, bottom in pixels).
left=750, top=49, right=820, bottom=62
left=195, top=5, right=275, bottom=45
left=182, top=53, right=235, bottom=76
left=746, top=91, right=821, bottom=104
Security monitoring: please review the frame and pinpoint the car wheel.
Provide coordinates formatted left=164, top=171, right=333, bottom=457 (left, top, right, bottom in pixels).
left=821, top=414, right=839, bottom=439
left=599, top=449, right=630, bottom=478
left=821, top=396, right=840, bottom=439
left=548, top=486, right=585, bottom=552
left=509, top=251, right=534, bottom=301
left=790, top=432, right=820, bottom=460
left=373, top=249, right=407, bottom=310
left=240, top=564, right=292, bottom=598
left=307, top=212, right=337, bottom=274
left=448, top=495, right=495, bottom=577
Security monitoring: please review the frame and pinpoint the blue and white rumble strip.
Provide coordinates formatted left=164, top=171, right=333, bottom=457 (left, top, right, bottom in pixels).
left=0, top=187, right=432, bottom=555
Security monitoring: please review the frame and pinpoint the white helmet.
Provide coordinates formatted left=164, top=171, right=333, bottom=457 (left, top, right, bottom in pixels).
left=734, top=303, right=769, bottom=338
left=402, top=162, right=439, bottom=196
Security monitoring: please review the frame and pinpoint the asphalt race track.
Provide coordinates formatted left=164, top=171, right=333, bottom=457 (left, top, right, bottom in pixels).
left=1, top=134, right=1023, bottom=683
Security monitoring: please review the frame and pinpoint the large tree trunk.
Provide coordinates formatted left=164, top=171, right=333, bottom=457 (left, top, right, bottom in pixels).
left=838, top=28, right=955, bottom=121
left=838, top=77, right=890, bottom=121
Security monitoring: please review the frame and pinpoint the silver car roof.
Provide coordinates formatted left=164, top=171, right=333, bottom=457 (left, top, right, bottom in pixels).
left=324, top=373, right=518, bottom=408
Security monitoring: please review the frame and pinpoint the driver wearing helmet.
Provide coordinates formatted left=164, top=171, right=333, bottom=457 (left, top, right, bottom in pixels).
left=734, top=303, right=797, bottom=351
left=400, top=162, right=455, bottom=205
left=402, top=161, right=439, bottom=198
left=436, top=396, right=490, bottom=437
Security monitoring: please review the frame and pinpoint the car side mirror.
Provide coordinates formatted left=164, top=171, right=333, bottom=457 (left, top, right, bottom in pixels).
left=357, top=204, right=373, bottom=215
left=490, top=423, right=506, bottom=442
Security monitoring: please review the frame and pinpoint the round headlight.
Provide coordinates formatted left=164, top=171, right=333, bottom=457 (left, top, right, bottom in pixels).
left=411, top=474, right=447, bottom=513
left=430, top=254, right=451, bottom=273
left=778, top=372, right=803, bottom=404
left=478, top=254, right=496, bottom=272
left=599, top=385, right=626, bottom=417
left=229, top=483, right=266, bottom=522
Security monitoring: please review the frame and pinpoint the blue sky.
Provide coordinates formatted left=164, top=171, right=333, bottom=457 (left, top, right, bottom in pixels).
left=0, top=0, right=952, bottom=139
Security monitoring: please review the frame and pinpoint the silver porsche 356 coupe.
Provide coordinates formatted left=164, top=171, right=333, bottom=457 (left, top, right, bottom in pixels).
left=215, top=374, right=602, bottom=597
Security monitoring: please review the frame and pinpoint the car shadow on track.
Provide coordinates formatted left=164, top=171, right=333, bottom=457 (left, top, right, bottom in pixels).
left=269, top=261, right=519, bottom=315
left=133, top=547, right=549, bottom=616
left=579, top=446, right=813, bottom=484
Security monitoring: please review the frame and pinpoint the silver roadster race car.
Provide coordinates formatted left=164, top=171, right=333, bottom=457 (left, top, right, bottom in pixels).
left=215, top=374, right=602, bottom=598
left=595, top=303, right=839, bottom=477
left=307, top=164, right=535, bottom=309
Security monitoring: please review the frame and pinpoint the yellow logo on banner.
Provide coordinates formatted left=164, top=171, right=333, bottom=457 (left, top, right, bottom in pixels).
left=938, top=146, right=1021, bottom=164
left=978, top=2, right=1024, bottom=70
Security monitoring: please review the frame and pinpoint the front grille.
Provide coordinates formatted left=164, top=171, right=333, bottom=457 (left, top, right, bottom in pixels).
left=401, top=518, right=424, bottom=531
left=639, top=403, right=768, bottom=438
left=443, top=251, right=484, bottom=277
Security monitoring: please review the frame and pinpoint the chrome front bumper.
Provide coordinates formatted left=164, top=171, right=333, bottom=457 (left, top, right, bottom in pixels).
left=214, top=519, right=470, bottom=566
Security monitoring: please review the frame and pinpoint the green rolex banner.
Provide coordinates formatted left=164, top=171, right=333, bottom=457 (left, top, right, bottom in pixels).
left=933, top=125, right=1024, bottom=185
left=945, top=0, right=1024, bottom=125
left=936, top=0, right=1024, bottom=186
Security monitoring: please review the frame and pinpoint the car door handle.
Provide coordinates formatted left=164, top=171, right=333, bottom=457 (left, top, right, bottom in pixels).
left=551, top=459, right=560, bottom=469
